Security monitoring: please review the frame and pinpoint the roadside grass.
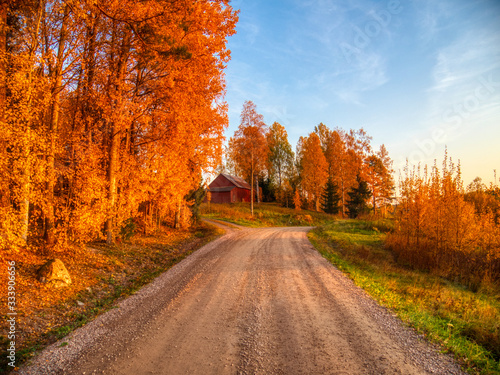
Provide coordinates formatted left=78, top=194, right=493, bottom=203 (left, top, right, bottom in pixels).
left=201, top=202, right=333, bottom=227
left=309, top=220, right=500, bottom=375
left=0, top=222, right=222, bottom=374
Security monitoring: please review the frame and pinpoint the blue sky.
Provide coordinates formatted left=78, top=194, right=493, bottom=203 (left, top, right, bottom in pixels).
left=224, top=0, right=500, bottom=186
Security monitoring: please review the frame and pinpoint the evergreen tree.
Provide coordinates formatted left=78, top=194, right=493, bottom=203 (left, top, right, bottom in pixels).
left=321, top=177, right=341, bottom=214
left=185, top=181, right=208, bottom=224
left=346, top=175, right=372, bottom=218
left=260, top=175, right=275, bottom=202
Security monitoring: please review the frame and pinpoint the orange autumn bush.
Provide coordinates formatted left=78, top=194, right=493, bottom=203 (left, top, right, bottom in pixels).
left=387, top=153, right=500, bottom=288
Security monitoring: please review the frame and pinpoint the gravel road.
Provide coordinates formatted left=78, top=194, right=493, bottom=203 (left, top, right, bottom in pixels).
left=19, top=222, right=465, bottom=375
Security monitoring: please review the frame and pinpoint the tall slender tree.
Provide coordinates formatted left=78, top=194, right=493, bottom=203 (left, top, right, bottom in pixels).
left=300, top=133, right=328, bottom=211
left=365, top=154, right=390, bottom=215
left=229, top=100, right=268, bottom=216
left=321, top=177, right=341, bottom=214
left=267, top=121, right=294, bottom=200
left=376, top=144, right=395, bottom=213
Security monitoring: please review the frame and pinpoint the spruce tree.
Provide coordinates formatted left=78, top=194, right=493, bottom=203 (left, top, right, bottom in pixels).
left=321, top=177, right=341, bottom=214
left=346, top=175, right=372, bottom=218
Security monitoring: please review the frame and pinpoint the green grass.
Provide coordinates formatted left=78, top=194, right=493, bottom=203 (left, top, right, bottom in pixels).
left=309, top=220, right=500, bottom=375
left=201, top=202, right=333, bottom=227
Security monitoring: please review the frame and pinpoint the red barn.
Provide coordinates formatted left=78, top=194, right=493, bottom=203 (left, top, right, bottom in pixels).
left=207, top=173, right=251, bottom=203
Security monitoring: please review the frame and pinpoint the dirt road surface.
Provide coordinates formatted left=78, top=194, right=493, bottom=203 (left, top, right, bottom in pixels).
left=19, top=222, right=465, bottom=375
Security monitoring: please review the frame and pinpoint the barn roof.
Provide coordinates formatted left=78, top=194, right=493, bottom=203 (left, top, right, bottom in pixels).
left=220, top=173, right=251, bottom=189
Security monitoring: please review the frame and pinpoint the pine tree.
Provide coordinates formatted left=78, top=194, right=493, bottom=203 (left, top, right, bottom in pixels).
left=186, top=181, right=208, bottom=224
left=321, top=177, right=341, bottom=214
left=346, top=175, right=372, bottom=218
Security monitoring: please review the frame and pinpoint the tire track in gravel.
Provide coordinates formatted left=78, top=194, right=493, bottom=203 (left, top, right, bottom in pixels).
left=19, top=224, right=465, bottom=375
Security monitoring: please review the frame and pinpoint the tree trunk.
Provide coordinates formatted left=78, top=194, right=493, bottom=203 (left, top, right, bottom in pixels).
left=81, top=13, right=98, bottom=135
left=21, top=129, right=30, bottom=241
left=341, top=180, right=345, bottom=218
left=250, top=153, right=254, bottom=217
left=174, top=200, right=181, bottom=229
left=278, top=164, right=282, bottom=189
left=250, top=171, right=254, bottom=217
left=106, top=124, right=120, bottom=244
left=256, top=177, right=259, bottom=204
left=44, top=5, right=69, bottom=248
left=105, top=26, right=131, bottom=245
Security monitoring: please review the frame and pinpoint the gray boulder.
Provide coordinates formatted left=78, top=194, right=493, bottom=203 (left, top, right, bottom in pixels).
left=36, top=258, right=72, bottom=287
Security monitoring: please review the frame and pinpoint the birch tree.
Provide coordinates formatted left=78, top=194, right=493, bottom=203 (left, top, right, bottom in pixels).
left=229, top=100, right=268, bottom=216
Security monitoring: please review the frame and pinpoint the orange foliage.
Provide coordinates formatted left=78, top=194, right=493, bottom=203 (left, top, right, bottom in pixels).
left=387, top=153, right=500, bottom=287
left=0, top=0, right=238, bottom=251
left=228, top=100, right=268, bottom=215
left=313, top=124, right=391, bottom=217
left=293, top=189, right=302, bottom=211
left=300, top=133, right=328, bottom=211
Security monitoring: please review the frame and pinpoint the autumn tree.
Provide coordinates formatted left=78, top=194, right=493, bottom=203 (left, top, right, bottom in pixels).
left=229, top=100, right=268, bottom=216
left=376, top=144, right=395, bottom=213
left=314, top=124, right=373, bottom=217
left=299, top=133, right=328, bottom=211
left=314, top=123, right=335, bottom=176
left=294, top=189, right=302, bottom=211
left=80, top=0, right=236, bottom=243
left=294, top=135, right=305, bottom=183
left=266, top=121, right=294, bottom=202
left=327, top=129, right=352, bottom=217
left=0, top=0, right=238, bottom=251
left=1, top=0, right=51, bottom=249
left=365, top=146, right=394, bottom=216
left=465, top=177, right=500, bottom=221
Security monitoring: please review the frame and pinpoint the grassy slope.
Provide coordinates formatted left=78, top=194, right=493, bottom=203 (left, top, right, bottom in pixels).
left=203, top=202, right=500, bottom=375
left=310, top=220, right=499, bottom=375
left=201, top=202, right=333, bottom=227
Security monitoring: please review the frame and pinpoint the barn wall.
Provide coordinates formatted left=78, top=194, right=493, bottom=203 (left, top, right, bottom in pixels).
left=207, top=174, right=251, bottom=203
left=211, top=192, right=231, bottom=204
left=210, top=175, right=231, bottom=188
left=234, top=187, right=251, bottom=203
